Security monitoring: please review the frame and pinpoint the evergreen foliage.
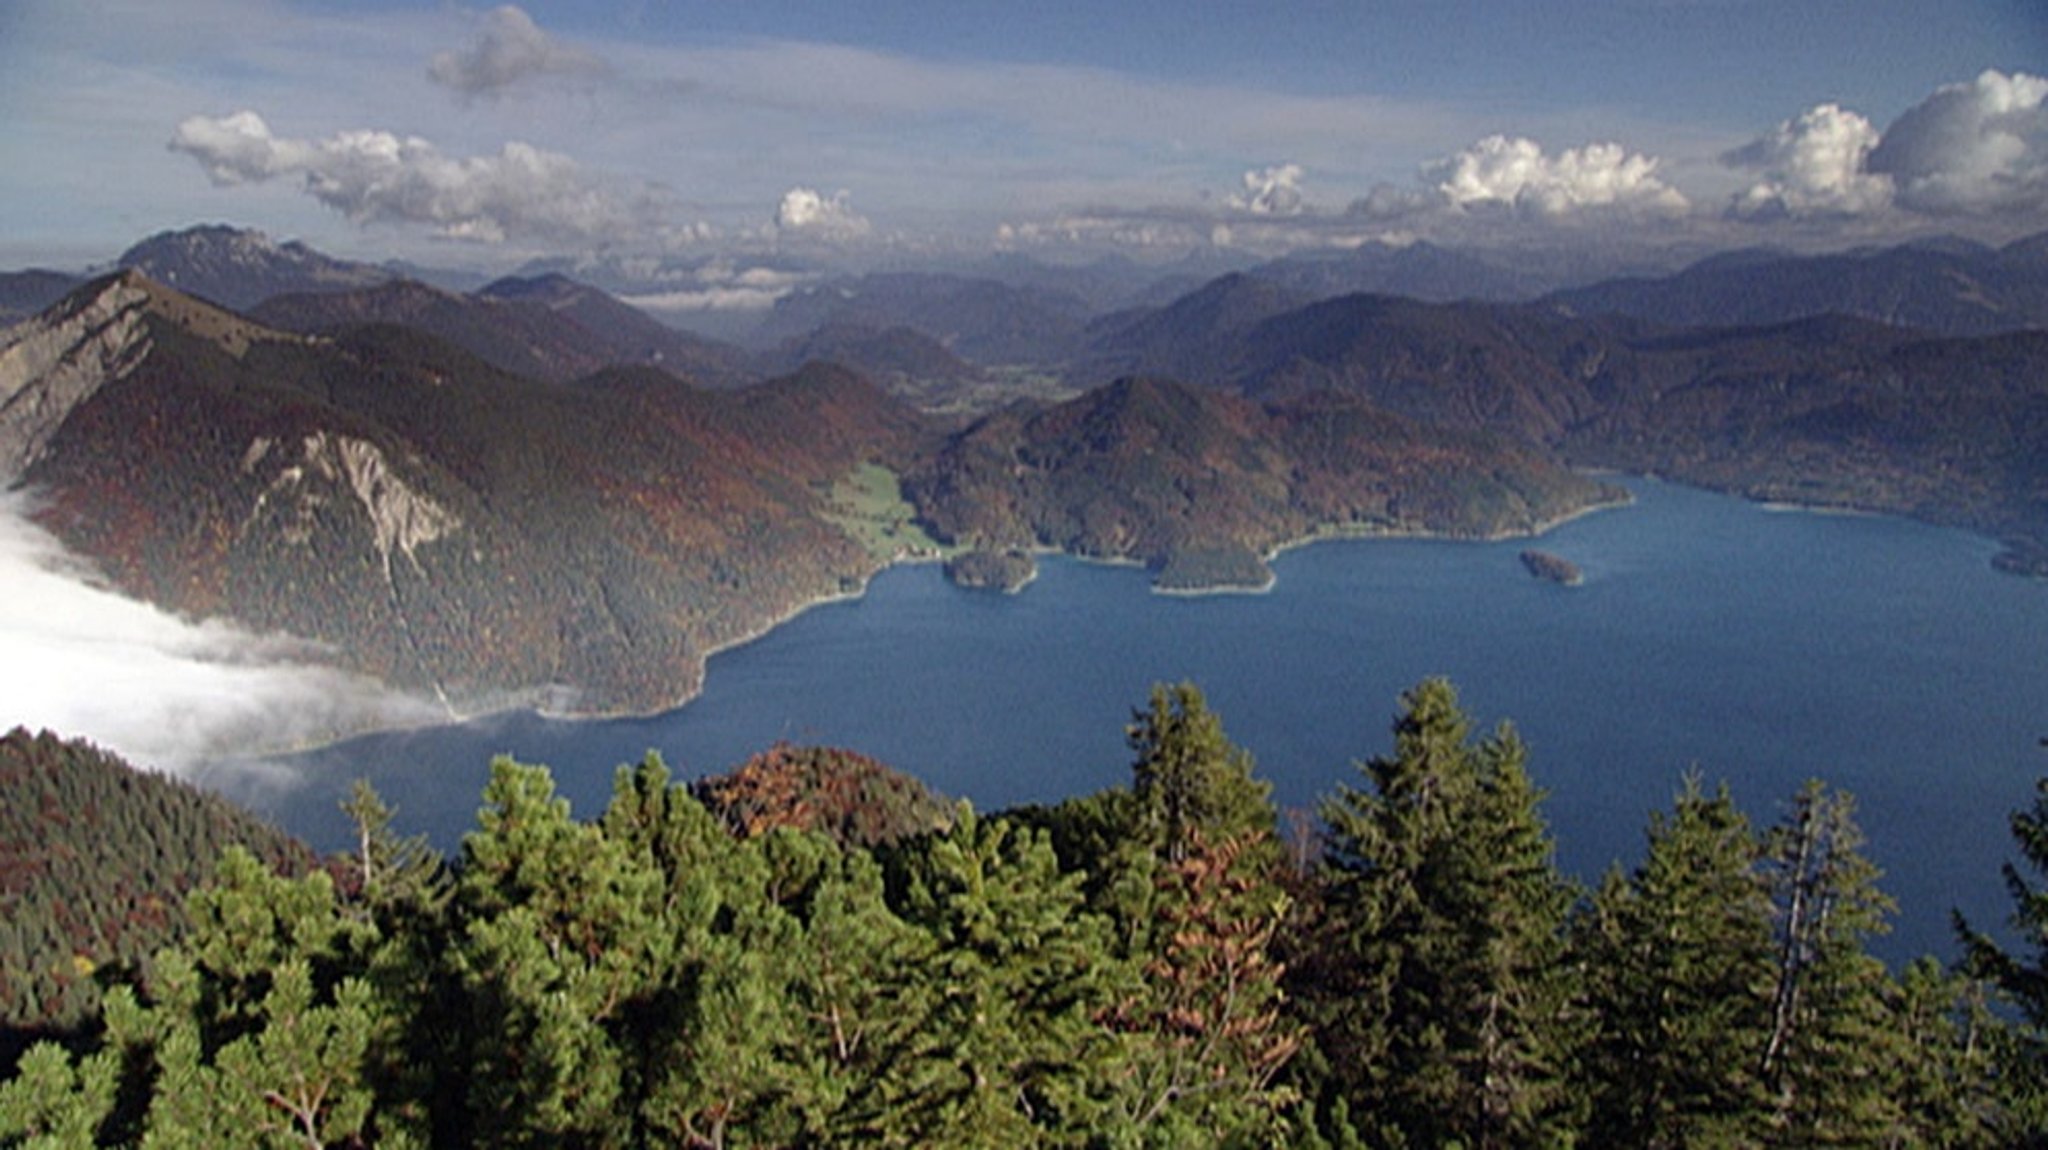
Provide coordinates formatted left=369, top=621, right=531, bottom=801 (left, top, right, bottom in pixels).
left=0, top=682, right=2032, bottom=1146
left=0, top=728, right=310, bottom=1045
left=1303, top=678, right=1578, bottom=1148
left=1573, top=775, right=1777, bottom=1147
left=1958, top=766, right=2048, bottom=1141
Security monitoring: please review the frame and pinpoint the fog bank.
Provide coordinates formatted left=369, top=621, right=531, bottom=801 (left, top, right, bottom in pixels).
left=0, top=492, right=443, bottom=786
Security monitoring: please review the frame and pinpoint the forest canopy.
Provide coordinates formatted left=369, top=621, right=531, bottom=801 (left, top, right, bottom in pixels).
left=0, top=680, right=2039, bottom=1147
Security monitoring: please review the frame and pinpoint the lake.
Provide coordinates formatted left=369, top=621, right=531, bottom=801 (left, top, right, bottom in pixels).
left=204, top=478, right=2048, bottom=965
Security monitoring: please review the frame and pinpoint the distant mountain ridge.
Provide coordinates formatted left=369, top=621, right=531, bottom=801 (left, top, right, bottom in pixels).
left=755, top=272, right=1097, bottom=364
left=253, top=274, right=756, bottom=388
left=0, top=270, right=84, bottom=326
left=1057, top=276, right=2048, bottom=568
left=1546, top=232, right=2048, bottom=335
left=115, top=224, right=392, bottom=310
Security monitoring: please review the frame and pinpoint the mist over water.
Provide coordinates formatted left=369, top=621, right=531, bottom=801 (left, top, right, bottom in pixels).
left=0, top=492, right=442, bottom=786
left=220, top=479, right=2048, bottom=966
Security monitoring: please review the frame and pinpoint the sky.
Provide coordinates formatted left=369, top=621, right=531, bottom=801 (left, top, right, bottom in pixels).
left=1, top=1, right=2046, bottom=277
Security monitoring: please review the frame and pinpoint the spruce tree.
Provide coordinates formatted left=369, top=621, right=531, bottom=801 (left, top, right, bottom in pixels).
left=1757, top=781, right=1912, bottom=1144
left=1893, top=956, right=2003, bottom=1147
left=1957, top=770, right=2048, bottom=1140
left=1573, top=775, right=1775, bottom=1147
left=1306, top=678, right=1577, bottom=1148
left=1127, top=682, right=1277, bottom=864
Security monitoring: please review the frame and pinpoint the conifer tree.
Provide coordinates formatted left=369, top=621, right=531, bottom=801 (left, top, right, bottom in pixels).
left=130, top=851, right=387, bottom=1148
left=1307, top=678, right=1577, bottom=1148
left=889, top=809, right=1125, bottom=1145
left=1573, top=775, right=1775, bottom=1147
left=451, top=757, right=669, bottom=1146
left=336, top=779, right=453, bottom=1145
left=1756, top=780, right=1913, bottom=1143
left=1957, top=770, right=2048, bottom=1139
left=1127, top=682, right=1277, bottom=864
left=1893, top=956, right=2003, bottom=1147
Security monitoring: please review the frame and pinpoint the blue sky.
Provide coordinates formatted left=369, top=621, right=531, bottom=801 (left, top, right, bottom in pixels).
left=2, top=0, right=2044, bottom=275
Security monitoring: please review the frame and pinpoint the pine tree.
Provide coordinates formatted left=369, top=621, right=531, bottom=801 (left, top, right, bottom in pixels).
left=133, top=851, right=386, bottom=1149
left=887, top=808, right=1125, bottom=1145
left=335, top=779, right=452, bottom=1146
left=451, top=757, right=669, bottom=1146
left=1306, top=678, right=1577, bottom=1148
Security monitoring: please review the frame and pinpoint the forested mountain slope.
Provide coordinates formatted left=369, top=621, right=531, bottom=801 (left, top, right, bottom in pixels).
left=2, top=272, right=918, bottom=715
left=0, top=729, right=310, bottom=1042
left=1082, top=284, right=2048, bottom=570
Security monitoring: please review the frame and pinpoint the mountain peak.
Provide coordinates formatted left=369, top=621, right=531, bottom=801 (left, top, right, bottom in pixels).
left=112, top=224, right=388, bottom=310
left=0, top=273, right=302, bottom=483
left=478, top=272, right=585, bottom=302
left=0, top=273, right=160, bottom=482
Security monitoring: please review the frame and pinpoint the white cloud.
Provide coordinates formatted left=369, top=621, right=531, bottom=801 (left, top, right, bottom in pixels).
left=1724, top=70, right=2048, bottom=222
left=427, top=4, right=606, bottom=99
left=1229, top=164, right=1307, bottom=216
left=1425, top=135, right=1690, bottom=217
left=0, top=492, right=441, bottom=780
left=1868, top=69, right=2048, bottom=215
left=1725, top=103, right=1893, bottom=218
left=621, top=262, right=813, bottom=312
left=169, top=110, right=671, bottom=244
left=775, top=187, right=872, bottom=240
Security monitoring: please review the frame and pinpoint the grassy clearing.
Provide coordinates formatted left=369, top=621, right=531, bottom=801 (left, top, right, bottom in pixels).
left=823, top=462, right=953, bottom=562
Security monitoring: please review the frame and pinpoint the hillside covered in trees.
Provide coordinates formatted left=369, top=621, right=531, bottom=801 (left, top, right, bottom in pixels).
left=0, top=730, right=311, bottom=1053
left=3, top=680, right=2043, bottom=1147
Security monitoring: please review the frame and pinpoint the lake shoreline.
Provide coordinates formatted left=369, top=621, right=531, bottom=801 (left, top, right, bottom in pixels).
left=318, top=485, right=1649, bottom=738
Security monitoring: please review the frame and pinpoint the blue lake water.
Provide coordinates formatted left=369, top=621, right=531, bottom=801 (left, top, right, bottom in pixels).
left=208, top=478, right=2048, bottom=965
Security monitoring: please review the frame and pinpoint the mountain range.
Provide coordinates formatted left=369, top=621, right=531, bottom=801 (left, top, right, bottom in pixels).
left=3, top=224, right=2046, bottom=727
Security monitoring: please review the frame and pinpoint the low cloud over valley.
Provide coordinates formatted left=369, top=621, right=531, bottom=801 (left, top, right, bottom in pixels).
left=0, top=493, right=441, bottom=784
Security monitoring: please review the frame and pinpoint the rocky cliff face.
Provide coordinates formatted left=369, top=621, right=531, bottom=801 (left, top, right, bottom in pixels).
left=0, top=273, right=154, bottom=481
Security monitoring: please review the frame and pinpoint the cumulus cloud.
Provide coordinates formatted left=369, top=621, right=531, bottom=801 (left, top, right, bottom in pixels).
left=1229, top=164, right=1307, bottom=216
left=1725, top=70, right=2048, bottom=221
left=1720, top=102, right=1892, bottom=216
left=1869, top=69, right=2048, bottom=215
left=1424, top=135, right=1690, bottom=217
left=0, top=493, right=441, bottom=782
left=170, top=110, right=669, bottom=244
left=774, top=187, right=871, bottom=239
left=427, top=5, right=606, bottom=99
left=1725, top=103, right=1893, bottom=218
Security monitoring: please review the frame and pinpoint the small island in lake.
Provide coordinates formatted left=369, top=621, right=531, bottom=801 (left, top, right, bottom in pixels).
left=944, top=548, right=1038, bottom=593
left=1520, top=549, right=1583, bottom=586
left=1153, top=546, right=1275, bottom=594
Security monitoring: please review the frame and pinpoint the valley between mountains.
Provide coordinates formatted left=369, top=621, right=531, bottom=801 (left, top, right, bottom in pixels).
left=3, top=225, right=2046, bottom=727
